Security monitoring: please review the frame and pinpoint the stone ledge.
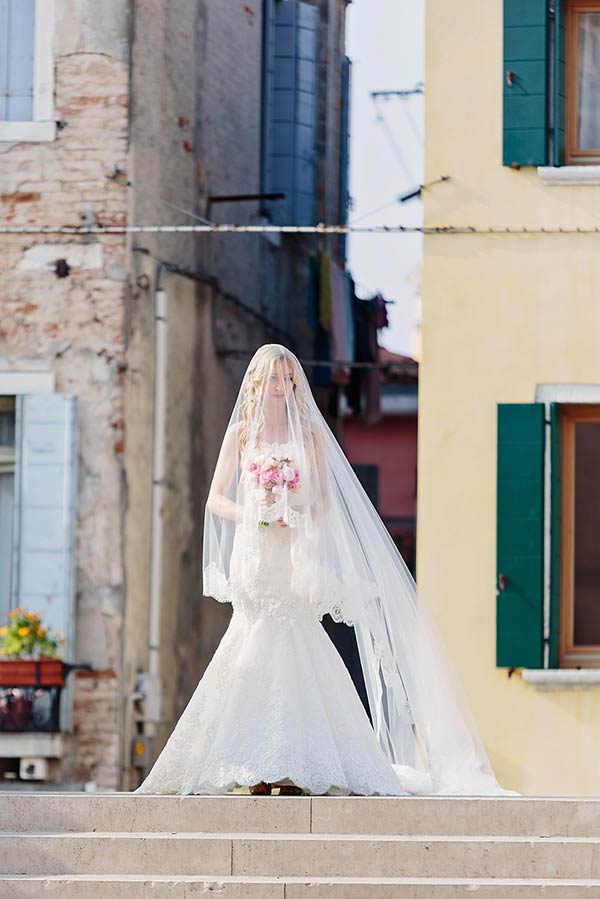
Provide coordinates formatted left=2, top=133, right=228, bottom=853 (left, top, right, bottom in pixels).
left=521, top=669, right=600, bottom=691
left=0, top=121, right=57, bottom=143
left=537, top=165, right=600, bottom=185
left=0, top=732, right=64, bottom=758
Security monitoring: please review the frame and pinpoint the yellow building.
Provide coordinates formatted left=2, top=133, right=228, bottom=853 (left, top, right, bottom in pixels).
left=420, top=0, right=600, bottom=795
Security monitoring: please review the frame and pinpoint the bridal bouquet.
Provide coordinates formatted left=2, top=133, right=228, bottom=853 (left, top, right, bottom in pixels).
left=246, top=454, right=300, bottom=526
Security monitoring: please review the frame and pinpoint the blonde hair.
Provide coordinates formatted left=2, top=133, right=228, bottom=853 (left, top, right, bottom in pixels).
left=238, top=345, right=311, bottom=454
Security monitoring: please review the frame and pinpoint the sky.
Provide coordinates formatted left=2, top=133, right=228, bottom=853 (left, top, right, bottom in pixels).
left=345, top=0, right=425, bottom=358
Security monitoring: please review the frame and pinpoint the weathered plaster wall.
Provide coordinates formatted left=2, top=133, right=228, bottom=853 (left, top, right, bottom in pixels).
left=0, top=0, right=130, bottom=789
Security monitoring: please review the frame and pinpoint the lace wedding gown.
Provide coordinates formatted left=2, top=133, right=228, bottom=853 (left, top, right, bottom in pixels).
left=135, top=441, right=404, bottom=797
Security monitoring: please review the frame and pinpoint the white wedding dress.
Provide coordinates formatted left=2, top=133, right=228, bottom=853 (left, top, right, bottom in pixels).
left=135, top=441, right=404, bottom=797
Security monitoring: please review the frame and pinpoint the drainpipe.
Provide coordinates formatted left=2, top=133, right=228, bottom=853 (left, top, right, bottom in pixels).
left=121, top=268, right=167, bottom=790
left=147, top=280, right=168, bottom=720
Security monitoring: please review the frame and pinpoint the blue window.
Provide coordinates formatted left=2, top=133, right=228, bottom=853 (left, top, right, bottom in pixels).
left=262, top=0, right=319, bottom=226
left=0, top=0, right=36, bottom=122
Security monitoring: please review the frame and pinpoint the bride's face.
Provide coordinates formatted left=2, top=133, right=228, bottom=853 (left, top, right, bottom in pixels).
left=264, top=360, right=295, bottom=407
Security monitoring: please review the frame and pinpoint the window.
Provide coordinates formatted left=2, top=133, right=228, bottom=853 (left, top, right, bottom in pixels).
left=0, top=394, right=77, bottom=674
left=496, top=401, right=600, bottom=669
left=559, top=406, right=600, bottom=664
left=0, top=0, right=56, bottom=143
left=261, top=0, right=319, bottom=226
left=502, top=0, right=600, bottom=166
left=566, top=1, right=600, bottom=162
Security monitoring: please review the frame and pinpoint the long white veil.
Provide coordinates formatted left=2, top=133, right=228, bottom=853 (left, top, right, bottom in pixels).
left=203, top=344, right=513, bottom=795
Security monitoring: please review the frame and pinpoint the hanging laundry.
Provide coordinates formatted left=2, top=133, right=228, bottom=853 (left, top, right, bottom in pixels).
left=346, top=296, right=381, bottom=422
left=307, top=255, right=320, bottom=333
left=374, top=293, right=390, bottom=330
left=330, top=261, right=351, bottom=384
left=312, top=252, right=332, bottom=387
left=318, top=250, right=332, bottom=332
left=344, top=272, right=356, bottom=361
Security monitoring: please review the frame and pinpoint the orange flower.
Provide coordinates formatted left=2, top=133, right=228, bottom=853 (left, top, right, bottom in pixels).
left=0, top=627, right=7, bottom=637
left=25, top=612, right=38, bottom=621
left=17, top=626, right=30, bottom=637
left=36, top=627, right=46, bottom=638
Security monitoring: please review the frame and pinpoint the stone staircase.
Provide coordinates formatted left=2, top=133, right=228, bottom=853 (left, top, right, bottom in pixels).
left=2, top=793, right=600, bottom=896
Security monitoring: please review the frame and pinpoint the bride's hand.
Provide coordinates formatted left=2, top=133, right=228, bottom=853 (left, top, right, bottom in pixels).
left=264, top=492, right=277, bottom=507
left=275, top=517, right=288, bottom=528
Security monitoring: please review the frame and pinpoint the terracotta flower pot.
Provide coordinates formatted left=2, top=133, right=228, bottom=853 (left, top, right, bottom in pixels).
left=0, top=659, right=64, bottom=687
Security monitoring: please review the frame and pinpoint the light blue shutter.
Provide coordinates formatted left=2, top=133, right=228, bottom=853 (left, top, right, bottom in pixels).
left=12, top=395, right=78, bottom=659
left=0, top=0, right=36, bottom=122
left=266, top=0, right=319, bottom=225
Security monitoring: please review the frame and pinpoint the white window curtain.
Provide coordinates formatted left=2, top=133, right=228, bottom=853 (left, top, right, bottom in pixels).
left=577, top=12, right=600, bottom=150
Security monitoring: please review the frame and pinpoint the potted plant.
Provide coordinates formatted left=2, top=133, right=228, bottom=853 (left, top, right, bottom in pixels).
left=0, top=608, right=65, bottom=687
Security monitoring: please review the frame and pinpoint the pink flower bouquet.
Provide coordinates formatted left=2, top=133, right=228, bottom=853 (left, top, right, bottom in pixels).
left=246, top=454, right=300, bottom=526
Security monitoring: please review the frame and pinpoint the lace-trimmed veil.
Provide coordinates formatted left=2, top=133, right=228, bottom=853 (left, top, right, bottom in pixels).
left=203, top=344, right=511, bottom=795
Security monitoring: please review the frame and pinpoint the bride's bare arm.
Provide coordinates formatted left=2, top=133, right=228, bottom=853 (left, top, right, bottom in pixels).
left=310, top=427, right=331, bottom=518
left=206, top=425, right=241, bottom=521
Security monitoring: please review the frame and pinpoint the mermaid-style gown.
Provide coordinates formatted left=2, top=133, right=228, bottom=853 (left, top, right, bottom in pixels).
left=135, top=445, right=404, bottom=797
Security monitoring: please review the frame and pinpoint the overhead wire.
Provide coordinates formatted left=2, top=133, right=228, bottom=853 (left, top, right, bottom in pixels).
left=1, top=223, right=599, bottom=235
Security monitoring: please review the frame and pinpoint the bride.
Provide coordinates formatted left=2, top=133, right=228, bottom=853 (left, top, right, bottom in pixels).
left=135, top=344, right=513, bottom=797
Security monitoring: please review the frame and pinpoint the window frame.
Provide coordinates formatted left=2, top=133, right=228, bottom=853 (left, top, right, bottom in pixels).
left=559, top=403, right=600, bottom=667
left=565, top=0, right=600, bottom=164
left=0, top=0, right=56, bottom=143
left=496, top=392, right=600, bottom=673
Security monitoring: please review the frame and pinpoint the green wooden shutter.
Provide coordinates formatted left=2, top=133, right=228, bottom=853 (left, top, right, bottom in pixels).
left=503, top=0, right=550, bottom=166
left=548, top=402, right=562, bottom=667
left=496, top=403, right=545, bottom=667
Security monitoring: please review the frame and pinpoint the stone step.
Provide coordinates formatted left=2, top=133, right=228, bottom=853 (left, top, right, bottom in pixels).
left=4, top=875, right=600, bottom=899
left=3, top=793, right=600, bottom=837
left=3, top=832, right=600, bottom=878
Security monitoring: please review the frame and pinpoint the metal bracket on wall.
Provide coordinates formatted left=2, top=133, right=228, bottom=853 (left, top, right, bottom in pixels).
left=131, top=250, right=294, bottom=356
